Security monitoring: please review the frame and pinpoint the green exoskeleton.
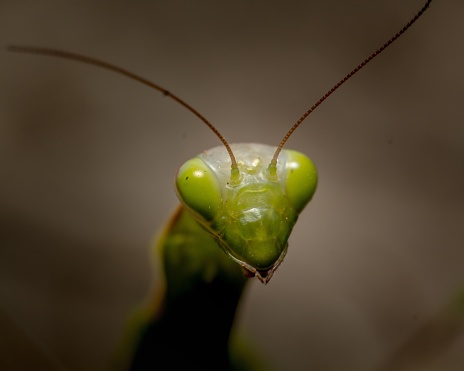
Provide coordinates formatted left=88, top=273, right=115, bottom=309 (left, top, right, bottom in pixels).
left=7, top=1, right=432, bottom=369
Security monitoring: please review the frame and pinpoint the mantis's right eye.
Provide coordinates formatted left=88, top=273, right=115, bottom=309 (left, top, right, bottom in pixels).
left=176, top=158, right=222, bottom=222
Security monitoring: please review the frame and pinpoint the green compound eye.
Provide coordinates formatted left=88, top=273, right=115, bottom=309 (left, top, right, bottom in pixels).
left=176, top=158, right=222, bottom=222
left=284, top=150, right=318, bottom=213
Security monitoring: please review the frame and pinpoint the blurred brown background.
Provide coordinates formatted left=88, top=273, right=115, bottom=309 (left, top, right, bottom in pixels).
left=1, top=0, right=463, bottom=370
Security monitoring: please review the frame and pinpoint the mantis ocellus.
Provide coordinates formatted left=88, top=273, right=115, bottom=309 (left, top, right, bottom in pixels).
left=7, top=1, right=433, bottom=370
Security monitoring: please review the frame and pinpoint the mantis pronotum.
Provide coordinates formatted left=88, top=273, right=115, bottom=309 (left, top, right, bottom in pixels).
left=6, top=1, right=433, bottom=370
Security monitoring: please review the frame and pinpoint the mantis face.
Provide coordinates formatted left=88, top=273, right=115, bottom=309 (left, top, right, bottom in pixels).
left=176, top=143, right=317, bottom=283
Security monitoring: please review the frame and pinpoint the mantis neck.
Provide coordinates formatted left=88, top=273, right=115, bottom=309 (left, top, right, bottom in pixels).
left=126, top=206, right=249, bottom=370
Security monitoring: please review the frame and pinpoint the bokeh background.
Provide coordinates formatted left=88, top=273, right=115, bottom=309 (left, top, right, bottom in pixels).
left=1, top=0, right=463, bottom=370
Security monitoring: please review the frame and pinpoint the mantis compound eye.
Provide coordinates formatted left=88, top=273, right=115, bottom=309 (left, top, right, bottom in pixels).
left=283, top=150, right=318, bottom=213
left=176, top=158, right=222, bottom=223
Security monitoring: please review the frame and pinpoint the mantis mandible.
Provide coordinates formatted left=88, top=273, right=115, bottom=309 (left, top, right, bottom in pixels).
left=7, top=1, right=433, bottom=370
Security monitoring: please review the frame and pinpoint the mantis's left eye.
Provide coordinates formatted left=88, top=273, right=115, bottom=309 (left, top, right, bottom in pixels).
left=284, top=150, right=318, bottom=213
left=176, top=158, right=222, bottom=222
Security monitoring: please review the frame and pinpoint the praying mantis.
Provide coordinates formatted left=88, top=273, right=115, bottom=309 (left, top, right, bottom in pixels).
left=6, top=0, right=460, bottom=370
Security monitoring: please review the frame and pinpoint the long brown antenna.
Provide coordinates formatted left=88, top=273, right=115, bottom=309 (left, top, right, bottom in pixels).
left=7, top=45, right=238, bottom=170
left=271, top=0, right=433, bottom=165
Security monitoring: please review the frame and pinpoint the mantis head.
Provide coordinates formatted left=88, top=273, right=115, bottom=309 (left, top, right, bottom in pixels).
left=176, top=143, right=317, bottom=283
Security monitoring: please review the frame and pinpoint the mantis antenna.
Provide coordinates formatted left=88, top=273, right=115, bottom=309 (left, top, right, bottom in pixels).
left=270, top=0, right=433, bottom=167
left=7, top=0, right=432, bottom=177
left=6, top=44, right=239, bottom=174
